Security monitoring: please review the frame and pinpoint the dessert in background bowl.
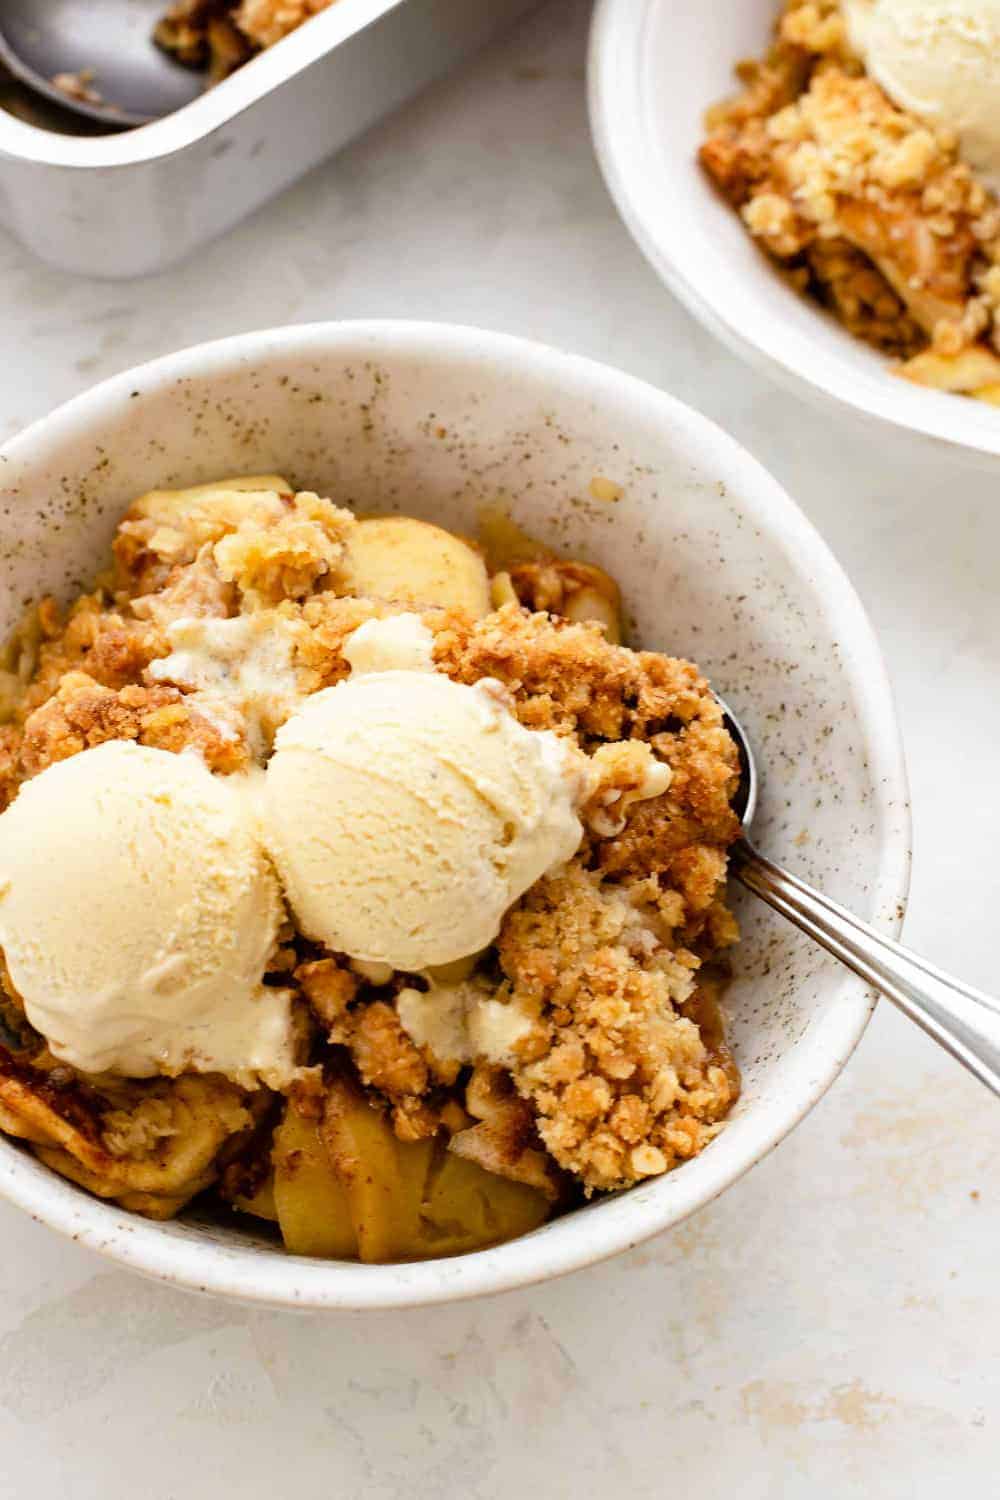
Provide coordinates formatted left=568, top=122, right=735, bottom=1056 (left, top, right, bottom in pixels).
left=0, top=321, right=909, bottom=1309
left=589, top=0, right=1000, bottom=454
left=700, top=0, right=1000, bottom=402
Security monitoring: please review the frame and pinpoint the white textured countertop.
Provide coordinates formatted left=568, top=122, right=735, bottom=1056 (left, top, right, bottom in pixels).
left=0, top=2, right=996, bottom=1494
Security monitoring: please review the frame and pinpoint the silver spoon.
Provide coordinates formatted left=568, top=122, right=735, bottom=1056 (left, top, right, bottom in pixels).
left=0, top=0, right=205, bottom=128
left=719, top=696, right=1000, bottom=1095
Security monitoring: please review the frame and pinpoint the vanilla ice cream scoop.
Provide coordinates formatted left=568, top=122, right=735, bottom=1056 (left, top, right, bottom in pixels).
left=262, top=622, right=588, bottom=970
left=846, top=0, right=1000, bottom=190
left=0, top=742, right=299, bottom=1087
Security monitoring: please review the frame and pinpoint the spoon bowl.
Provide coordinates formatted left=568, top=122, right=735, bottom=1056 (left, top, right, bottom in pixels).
left=716, top=695, right=757, bottom=831
left=719, top=691, right=1000, bottom=1100
left=0, top=0, right=204, bottom=127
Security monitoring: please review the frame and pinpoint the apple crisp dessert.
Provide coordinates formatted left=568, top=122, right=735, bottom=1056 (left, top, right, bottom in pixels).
left=700, top=0, right=1000, bottom=401
left=0, top=475, right=741, bottom=1262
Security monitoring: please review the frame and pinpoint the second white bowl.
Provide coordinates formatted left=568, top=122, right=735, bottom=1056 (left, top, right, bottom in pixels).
left=589, top=0, right=1000, bottom=458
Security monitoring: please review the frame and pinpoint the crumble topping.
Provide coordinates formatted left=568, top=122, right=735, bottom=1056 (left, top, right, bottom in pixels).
left=498, top=863, right=736, bottom=1190
left=18, top=671, right=251, bottom=782
left=235, top=0, right=335, bottom=49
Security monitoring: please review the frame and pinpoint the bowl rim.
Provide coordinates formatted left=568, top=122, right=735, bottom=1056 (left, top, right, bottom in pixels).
left=0, top=319, right=911, bottom=1310
left=587, top=0, right=1000, bottom=460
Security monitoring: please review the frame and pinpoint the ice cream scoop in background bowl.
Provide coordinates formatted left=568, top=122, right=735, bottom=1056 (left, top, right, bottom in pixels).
left=844, top=0, right=1000, bottom=193
left=589, top=0, right=1000, bottom=458
left=0, top=321, right=910, bottom=1310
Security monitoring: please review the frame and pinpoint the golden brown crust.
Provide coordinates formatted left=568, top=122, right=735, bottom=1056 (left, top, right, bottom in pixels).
left=20, top=671, right=250, bottom=779
left=8, top=594, right=166, bottom=726
left=214, top=492, right=354, bottom=609
left=348, top=1002, right=430, bottom=1106
left=295, top=594, right=394, bottom=691
left=505, top=558, right=623, bottom=641
left=497, top=862, right=738, bottom=1193
left=433, top=605, right=740, bottom=761
left=296, top=959, right=443, bottom=1143
left=295, top=956, right=359, bottom=1030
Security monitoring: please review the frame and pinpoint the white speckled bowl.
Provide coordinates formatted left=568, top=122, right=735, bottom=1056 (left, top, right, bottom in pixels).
left=0, top=322, right=909, bottom=1309
left=589, top=0, right=1000, bottom=458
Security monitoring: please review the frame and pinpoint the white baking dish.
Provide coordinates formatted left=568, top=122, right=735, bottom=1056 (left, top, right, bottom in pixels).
left=0, top=0, right=537, bottom=279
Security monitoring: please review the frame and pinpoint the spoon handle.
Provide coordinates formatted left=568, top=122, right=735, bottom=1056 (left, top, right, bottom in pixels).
left=733, top=839, right=1000, bottom=1097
